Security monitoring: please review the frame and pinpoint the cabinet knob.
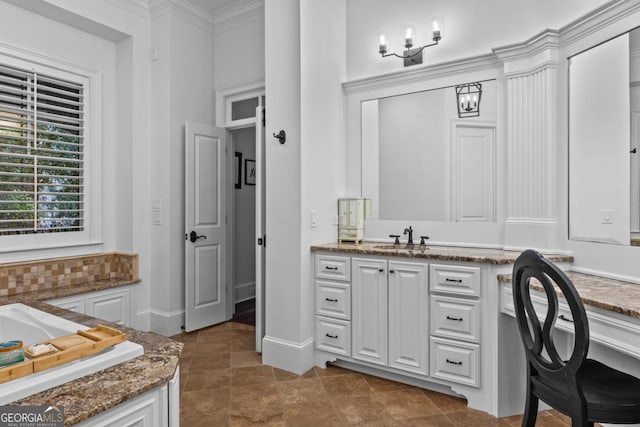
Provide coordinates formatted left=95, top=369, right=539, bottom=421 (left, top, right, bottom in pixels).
left=378, top=268, right=384, bottom=272
left=389, top=270, right=395, bottom=274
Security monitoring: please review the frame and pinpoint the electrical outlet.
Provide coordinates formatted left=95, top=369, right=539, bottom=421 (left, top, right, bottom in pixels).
left=601, top=209, right=613, bottom=224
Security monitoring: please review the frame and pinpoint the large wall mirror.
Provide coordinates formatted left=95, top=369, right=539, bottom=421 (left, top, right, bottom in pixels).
left=568, top=27, right=640, bottom=246
left=361, top=80, right=497, bottom=223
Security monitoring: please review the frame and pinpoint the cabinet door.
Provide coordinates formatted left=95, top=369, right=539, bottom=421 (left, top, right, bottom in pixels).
left=47, top=295, right=86, bottom=314
left=86, top=288, right=131, bottom=326
left=352, top=257, right=388, bottom=366
left=76, top=385, right=168, bottom=427
left=388, top=261, right=429, bottom=375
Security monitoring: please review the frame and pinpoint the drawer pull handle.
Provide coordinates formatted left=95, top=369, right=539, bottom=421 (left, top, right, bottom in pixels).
left=446, top=315, right=463, bottom=322
left=446, top=359, right=463, bottom=366
left=325, top=266, right=338, bottom=270
left=325, top=333, right=338, bottom=339
left=558, top=314, right=574, bottom=323
left=445, top=278, right=463, bottom=283
left=325, top=298, right=338, bottom=302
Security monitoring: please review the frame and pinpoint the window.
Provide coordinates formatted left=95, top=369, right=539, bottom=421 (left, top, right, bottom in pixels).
left=0, top=63, right=84, bottom=236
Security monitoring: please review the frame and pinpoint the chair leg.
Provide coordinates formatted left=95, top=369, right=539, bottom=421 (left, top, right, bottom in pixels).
left=521, top=387, right=539, bottom=427
left=570, top=413, right=593, bottom=427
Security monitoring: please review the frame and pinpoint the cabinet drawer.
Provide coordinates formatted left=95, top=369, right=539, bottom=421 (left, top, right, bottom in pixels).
left=315, top=316, right=351, bottom=356
left=316, top=281, right=350, bottom=320
left=430, top=264, right=481, bottom=297
left=315, top=255, right=351, bottom=281
left=431, top=295, right=480, bottom=343
left=430, top=337, right=480, bottom=387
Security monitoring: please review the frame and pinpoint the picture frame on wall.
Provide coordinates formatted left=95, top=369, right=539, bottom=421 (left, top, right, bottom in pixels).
left=234, top=152, right=242, bottom=189
left=245, top=159, right=256, bottom=185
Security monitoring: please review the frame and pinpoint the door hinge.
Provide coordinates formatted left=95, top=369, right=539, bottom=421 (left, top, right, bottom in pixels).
left=257, top=235, right=266, bottom=247
left=262, top=107, right=266, bottom=127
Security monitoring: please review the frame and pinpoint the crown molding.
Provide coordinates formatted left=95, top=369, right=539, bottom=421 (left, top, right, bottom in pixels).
left=149, top=0, right=213, bottom=31
left=342, top=53, right=500, bottom=95
left=213, top=0, right=263, bottom=34
left=557, top=0, right=640, bottom=48
left=492, top=30, right=561, bottom=64
left=105, top=0, right=150, bottom=19
left=493, top=0, right=640, bottom=66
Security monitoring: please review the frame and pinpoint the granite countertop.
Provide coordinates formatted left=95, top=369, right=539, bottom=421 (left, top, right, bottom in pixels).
left=0, top=278, right=141, bottom=306
left=311, top=242, right=574, bottom=265
left=1, top=280, right=182, bottom=426
left=498, top=271, right=640, bottom=320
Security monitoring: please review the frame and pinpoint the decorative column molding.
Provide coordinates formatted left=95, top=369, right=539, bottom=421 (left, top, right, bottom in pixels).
left=149, top=0, right=214, bottom=31
left=494, top=32, right=561, bottom=251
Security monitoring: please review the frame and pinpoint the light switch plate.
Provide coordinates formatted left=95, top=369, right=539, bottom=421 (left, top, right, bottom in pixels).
left=601, top=209, right=613, bottom=224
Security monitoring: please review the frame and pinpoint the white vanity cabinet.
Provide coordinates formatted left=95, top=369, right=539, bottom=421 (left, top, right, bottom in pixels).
left=429, top=264, right=481, bottom=387
left=76, top=367, right=179, bottom=427
left=351, top=258, right=388, bottom=365
left=314, top=255, right=352, bottom=356
left=47, top=285, right=133, bottom=327
left=351, top=257, right=429, bottom=375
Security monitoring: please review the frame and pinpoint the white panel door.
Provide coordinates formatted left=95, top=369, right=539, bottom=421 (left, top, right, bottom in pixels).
left=352, top=257, right=388, bottom=366
left=388, top=260, right=429, bottom=375
left=451, top=122, right=496, bottom=222
left=256, top=107, right=266, bottom=351
left=185, top=122, right=228, bottom=332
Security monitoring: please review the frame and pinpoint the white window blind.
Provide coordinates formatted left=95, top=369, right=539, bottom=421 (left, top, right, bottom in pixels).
left=0, top=63, right=84, bottom=235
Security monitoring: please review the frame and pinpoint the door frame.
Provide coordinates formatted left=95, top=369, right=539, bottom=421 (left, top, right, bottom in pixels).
left=222, top=84, right=266, bottom=348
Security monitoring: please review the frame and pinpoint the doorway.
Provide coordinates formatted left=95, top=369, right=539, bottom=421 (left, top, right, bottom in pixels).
left=230, top=127, right=257, bottom=326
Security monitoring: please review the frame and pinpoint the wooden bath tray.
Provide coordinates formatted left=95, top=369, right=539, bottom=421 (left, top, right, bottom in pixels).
left=0, top=324, right=126, bottom=382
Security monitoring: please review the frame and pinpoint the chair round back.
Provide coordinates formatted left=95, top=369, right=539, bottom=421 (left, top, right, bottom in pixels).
left=512, top=250, right=589, bottom=384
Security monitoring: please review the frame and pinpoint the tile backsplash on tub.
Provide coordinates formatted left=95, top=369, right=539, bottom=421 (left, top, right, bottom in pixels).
left=0, top=253, right=138, bottom=297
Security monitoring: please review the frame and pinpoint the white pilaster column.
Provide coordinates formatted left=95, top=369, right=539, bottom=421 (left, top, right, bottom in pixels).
left=495, top=32, right=561, bottom=251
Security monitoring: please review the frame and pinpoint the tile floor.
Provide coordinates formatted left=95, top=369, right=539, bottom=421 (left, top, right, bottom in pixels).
left=172, top=321, right=577, bottom=426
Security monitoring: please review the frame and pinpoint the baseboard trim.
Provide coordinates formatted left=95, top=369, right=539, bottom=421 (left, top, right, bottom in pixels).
left=234, top=281, right=256, bottom=304
left=148, top=308, right=185, bottom=337
left=261, top=335, right=314, bottom=375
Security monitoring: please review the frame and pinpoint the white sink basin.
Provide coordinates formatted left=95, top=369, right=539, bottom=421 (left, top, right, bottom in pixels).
left=0, top=303, right=143, bottom=404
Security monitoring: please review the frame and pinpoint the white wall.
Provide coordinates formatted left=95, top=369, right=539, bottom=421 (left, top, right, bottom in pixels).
left=214, top=5, right=265, bottom=92
left=149, top=2, right=215, bottom=336
left=263, top=0, right=303, bottom=363
left=300, top=0, right=347, bottom=359
left=0, top=0, right=153, bottom=331
left=262, top=0, right=346, bottom=374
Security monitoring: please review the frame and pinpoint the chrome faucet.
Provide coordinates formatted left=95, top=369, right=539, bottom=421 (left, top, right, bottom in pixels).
left=403, top=226, right=414, bottom=245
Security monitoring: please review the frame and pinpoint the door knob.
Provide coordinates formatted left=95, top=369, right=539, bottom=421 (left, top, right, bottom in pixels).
left=189, top=230, right=206, bottom=243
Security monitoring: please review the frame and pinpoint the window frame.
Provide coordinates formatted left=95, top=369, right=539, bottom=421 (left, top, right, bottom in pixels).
left=0, top=47, right=101, bottom=253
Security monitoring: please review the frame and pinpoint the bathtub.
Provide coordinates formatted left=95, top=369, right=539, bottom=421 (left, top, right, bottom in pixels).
left=0, top=303, right=144, bottom=404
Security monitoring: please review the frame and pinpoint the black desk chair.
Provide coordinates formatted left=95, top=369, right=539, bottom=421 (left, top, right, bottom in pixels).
left=512, top=249, right=640, bottom=427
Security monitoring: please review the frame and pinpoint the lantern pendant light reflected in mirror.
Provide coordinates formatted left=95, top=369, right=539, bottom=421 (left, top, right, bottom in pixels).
left=455, top=82, right=482, bottom=118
